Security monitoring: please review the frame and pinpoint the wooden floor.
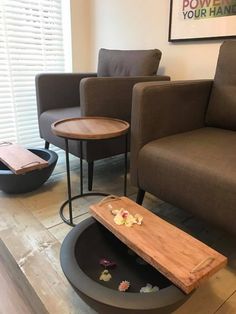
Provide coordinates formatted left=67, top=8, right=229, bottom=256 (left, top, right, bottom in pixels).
left=0, top=154, right=236, bottom=314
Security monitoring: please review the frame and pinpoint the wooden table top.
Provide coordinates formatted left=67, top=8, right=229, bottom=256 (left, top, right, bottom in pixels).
left=90, top=196, right=227, bottom=294
left=0, top=239, right=48, bottom=314
left=51, top=117, right=130, bottom=140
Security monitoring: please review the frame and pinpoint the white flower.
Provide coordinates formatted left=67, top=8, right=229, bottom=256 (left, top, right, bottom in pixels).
left=112, top=208, right=143, bottom=227
left=140, top=283, right=159, bottom=293
left=99, top=270, right=112, bottom=282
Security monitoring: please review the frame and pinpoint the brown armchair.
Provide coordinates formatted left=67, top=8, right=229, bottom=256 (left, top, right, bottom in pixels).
left=130, top=41, right=236, bottom=235
left=36, top=48, right=170, bottom=190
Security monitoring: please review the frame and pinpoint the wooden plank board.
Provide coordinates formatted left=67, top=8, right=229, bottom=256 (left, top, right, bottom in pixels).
left=90, top=196, right=227, bottom=294
left=0, top=239, right=48, bottom=314
left=0, top=143, right=48, bottom=174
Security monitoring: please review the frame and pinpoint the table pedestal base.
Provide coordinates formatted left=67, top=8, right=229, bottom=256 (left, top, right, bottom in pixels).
left=56, top=118, right=129, bottom=227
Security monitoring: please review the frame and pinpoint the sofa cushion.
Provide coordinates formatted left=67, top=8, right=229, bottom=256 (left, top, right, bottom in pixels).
left=205, top=40, right=236, bottom=130
left=97, top=49, right=162, bottom=77
left=138, top=127, right=236, bottom=233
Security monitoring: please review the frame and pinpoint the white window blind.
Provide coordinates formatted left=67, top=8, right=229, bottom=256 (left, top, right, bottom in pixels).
left=0, top=0, right=66, bottom=148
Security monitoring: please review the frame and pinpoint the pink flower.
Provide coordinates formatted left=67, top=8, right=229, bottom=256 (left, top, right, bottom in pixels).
left=121, top=210, right=129, bottom=218
left=118, top=280, right=130, bottom=292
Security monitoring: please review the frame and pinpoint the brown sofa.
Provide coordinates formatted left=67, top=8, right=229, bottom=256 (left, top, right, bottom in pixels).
left=36, top=49, right=170, bottom=190
left=130, top=41, right=236, bottom=235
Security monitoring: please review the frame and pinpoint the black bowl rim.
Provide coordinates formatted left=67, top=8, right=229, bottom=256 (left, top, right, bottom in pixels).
left=0, top=148, right=58, bottom=175
left=60, top=217, right=189, bottom=311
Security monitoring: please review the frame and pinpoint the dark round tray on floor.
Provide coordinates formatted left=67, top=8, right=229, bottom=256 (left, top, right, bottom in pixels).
left=60, top=217, right=192, bottom=314
left=0, top=148, right=58, bottom=194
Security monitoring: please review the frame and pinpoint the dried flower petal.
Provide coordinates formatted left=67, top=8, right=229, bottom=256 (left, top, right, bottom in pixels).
left=121, top=210, right=129, bottom=218
left=118, top=280, right=130, bottom=292
left=112, top=208, right=143, bottom=227
left=114, top=211, right=125, bottom=225
left=124, top=214, right=136, bottom=227
left=134, top=214, right=143, bottom=225
left=99, top=270, right=112, bottom=282
left=99, top=258, right=116, bottom=268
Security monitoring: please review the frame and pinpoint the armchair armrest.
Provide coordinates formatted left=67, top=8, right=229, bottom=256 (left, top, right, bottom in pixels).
left=35, top=73, right=97, bottom=115
left=130, top=79, right=213, bottom=185
left=80, top=75, right=170, bottom=122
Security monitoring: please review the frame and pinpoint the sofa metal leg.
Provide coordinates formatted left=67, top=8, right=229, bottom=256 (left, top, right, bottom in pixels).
left=88, top=161, right=94, bottom=191
left=45, top=141, right=50, bottom=149
left=136, top=188, right=145, bottom=205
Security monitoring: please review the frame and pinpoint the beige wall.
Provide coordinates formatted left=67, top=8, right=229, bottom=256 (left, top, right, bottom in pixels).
left=70, top=0, right=92, bottom=72
left=72, top=0, right=226, bottom=79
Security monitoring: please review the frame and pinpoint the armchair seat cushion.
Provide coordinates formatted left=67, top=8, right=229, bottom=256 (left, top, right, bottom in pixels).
left=39, top=106, right=81, bottom=155
left=138, top=127, right=236, bottom=231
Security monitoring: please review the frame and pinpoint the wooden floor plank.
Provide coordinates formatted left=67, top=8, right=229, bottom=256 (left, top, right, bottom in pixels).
left=174, top=267, right=236, bottom=314
left=0, top=195, right=95, bottom=314
left=216, top=290, right=236, bottom=314
left=0, top=239, right=48, bottom=314
left=49, top=212, right=91, bottom=243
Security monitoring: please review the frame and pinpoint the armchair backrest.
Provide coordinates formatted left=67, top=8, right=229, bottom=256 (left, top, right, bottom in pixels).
left=206, top=40, right=236, bottom=130
left=97, top=48, right=162, bottom=77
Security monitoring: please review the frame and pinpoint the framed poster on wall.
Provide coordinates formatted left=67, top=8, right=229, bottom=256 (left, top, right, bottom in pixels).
left=169, top=0, right=236, bottom=41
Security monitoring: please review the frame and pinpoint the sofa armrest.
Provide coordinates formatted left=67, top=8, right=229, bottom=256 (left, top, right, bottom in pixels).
left=130, top=79, right=213, bottom=186
left=35, top=73, right=97, bottom=115
left=80, top=75, right=170, bottom=123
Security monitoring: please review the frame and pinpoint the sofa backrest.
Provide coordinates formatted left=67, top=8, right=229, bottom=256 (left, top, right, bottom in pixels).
left=206, top=40, right=236, bottom=130
left=97, top=48, right=162, bottom=77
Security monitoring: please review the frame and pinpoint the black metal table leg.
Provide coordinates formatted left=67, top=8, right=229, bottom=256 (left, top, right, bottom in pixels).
left=80, top=140, right=83, bottom=195
left=59, top=138, right=108, bottom=227
left=60, top=139, right=74, bottom=226
left=59, top=132, right=128, bottom=227
left=124, top=133, right=128, bottom=196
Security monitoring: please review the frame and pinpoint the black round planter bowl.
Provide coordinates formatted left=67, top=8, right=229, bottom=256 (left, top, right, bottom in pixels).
left=60, top=217, right=192, bottom=314
left=0, top=148, right=58, bottom=194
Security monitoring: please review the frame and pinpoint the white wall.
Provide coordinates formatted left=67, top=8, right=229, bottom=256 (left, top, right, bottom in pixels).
left=82, top=0, right=226, bottom=80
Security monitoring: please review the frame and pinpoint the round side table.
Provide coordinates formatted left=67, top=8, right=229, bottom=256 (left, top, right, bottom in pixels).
left=51, top=117, right=130, bottom=226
